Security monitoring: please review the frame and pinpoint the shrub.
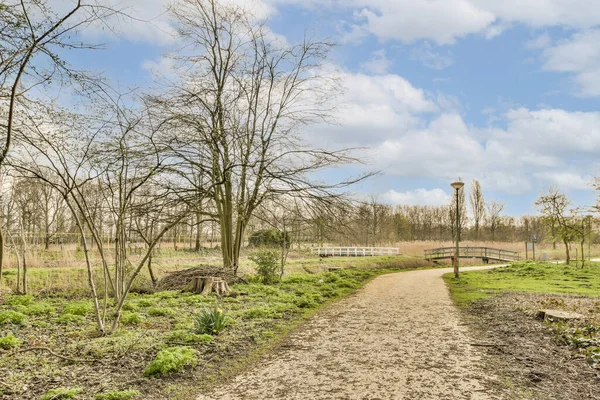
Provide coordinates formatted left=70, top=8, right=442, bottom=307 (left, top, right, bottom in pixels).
left=194, top=307, right=229, bottom=335
left=63, top=301, right=93, bottom=316
left=40, top=387, right=82, bottom=400
left=249, top=249, right=280, bottom=284
left=95, top=389, right=141, bottom=400
left=147, top=307, right=172, bottom=317
left=143, top=346, right=198, bottom=377
left=165, top=330, right=213, bottom=344
left=0, top=310, right=27, bottom=326
left=120, top=312, right=144, bottom=326
left=0, top=333, right=22, bottom=349
left=248, top=229, right=290, bottom=248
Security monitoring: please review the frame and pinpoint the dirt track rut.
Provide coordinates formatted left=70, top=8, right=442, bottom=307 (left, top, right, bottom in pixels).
left=197, top=267, right=503, bottom=400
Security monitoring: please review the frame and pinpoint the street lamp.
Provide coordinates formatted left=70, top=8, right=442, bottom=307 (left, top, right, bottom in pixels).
left=451, top=180, right=465, bottom=278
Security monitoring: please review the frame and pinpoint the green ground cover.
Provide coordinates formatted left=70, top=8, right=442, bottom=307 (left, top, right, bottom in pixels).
left=0, top=256, right=433, bottom=399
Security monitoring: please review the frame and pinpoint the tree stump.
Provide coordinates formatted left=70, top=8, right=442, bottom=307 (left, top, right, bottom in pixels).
left=184, top=276, right=231, bottom=296
left=536, top=309, right=584, bottom=322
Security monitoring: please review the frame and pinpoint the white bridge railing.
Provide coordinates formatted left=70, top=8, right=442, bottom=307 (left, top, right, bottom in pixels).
left=311, top=247, right=400, bottom=257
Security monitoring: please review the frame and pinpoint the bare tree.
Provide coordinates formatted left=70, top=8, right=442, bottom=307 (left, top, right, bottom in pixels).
left=153, top=0, right=370, bottom=274
left=0, top=0, right=120, bottom=293
left=469, top=179, right=485, bottom=240
left=486, top=200, right=504, bottom=242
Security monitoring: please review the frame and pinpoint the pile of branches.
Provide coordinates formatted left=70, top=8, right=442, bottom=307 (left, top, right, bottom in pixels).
left=156, top=265, right=239, bottom=291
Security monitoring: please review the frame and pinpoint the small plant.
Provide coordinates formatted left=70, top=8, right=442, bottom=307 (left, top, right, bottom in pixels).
left=165, top=330, right=213, bottom=344
left=147, top=307, right=172, bottom=317
left=143, top=346, right=198, bottom=377
left=249, top=249, right=280, bottom=284
left=0, top=310, right=27, bottom=326
left=0, top=333, right=22, bottom=349
left=6, top=294, right=34, bottom=306
left=63, top=301, right=93, bottom=316
left=120, top=312, right=144, bottom=326
left=95, top=389, right=141, bottom=400
left=40, top=387, right=82, bottom=400
left=57, top=314, right=85, bottom=324
left=15, top=301, right=56, bottom=316
left=194, top=307, right=229, bottom=335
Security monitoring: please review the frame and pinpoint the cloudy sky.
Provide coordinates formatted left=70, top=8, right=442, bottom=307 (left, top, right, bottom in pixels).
left=63, top=0, right=600, bottom=215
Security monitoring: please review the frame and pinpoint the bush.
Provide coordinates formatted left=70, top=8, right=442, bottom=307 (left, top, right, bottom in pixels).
left=248, top=229, right=290, bottom=248
left=95, top=389, right=141, bottom=400
left=194, top=307, right=229, bottom=335
left=143, top=346, right=198, bottom=377
left=0, top=310, right=27, bottom=326
left=249, top=249, right=280, bottom=284
left=120, top=312, right=144, bottom=326
left=0, top=333, right=22, bottom=349
left=40, top=387, right=82, bottom=400
left=63, top=301, right=93, bottom=316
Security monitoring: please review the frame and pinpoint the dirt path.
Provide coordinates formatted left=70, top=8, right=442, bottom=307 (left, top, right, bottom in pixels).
left=197, top=266, right=504, bottom=400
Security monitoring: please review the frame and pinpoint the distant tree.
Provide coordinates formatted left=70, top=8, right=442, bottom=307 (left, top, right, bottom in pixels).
left=469, top=180, right=486, bottom=240
left=535, top=188, right=575, bottom=264
left=486, top=200, right=504, bottom=242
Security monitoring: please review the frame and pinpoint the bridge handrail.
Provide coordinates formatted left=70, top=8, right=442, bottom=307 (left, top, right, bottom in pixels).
left=424, top=246, right=520, bottom=260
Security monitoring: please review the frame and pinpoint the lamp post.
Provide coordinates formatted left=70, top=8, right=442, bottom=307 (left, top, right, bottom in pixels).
left=451, top=180, right=465, bottom=278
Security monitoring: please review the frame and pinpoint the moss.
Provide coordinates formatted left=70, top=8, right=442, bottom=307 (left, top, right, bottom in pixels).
left=144, top=346, right=198, bottom=377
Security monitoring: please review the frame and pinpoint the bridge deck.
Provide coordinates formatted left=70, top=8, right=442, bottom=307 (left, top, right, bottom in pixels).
left=424, top=246, right=520, bottom=262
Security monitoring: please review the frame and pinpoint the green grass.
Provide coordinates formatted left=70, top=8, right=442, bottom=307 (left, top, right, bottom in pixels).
left=445, top=261, right=600, bottom=306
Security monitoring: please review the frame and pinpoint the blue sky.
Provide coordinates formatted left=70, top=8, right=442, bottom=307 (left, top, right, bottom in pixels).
left=57, top=0, right=600, bottom=216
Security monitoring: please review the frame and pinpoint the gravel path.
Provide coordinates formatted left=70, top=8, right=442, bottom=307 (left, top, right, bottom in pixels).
left=197, top=267, right=504, bottom=400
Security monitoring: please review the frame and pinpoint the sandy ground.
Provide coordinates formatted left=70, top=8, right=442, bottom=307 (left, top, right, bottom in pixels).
left=197, top=266, right=505, bottom=400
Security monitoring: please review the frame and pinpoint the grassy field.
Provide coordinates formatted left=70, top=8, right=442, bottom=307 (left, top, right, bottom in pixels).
left=444, top=261, right=600, bottom=306
left=0, top=255, right=434, bottom=400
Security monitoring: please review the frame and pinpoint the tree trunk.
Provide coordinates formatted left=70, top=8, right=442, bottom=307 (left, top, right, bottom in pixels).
left=564, top=239, right=570, bottom=265
left=147, top=254, right=157, bottom=286
left=0, top=228, right=4, bottom=295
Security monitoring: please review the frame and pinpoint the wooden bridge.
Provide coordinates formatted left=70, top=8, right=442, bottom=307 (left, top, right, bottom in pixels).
left=312, top=247, right=400, bottom=257
left=424, top=247, right=520, bottom=263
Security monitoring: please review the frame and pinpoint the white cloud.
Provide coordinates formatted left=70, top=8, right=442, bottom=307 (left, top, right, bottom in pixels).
left=541, top=29, right=600, bottom=96
left=533, top=172, right=592, bottom=190
left=350, top=0, right=495, bottom=45
left=307, top=70, right=439, bottom=146
left=525, top=33, right=552, bottom=49
left=381, top=188, right=451, bottom=206
left=360, top=50, right=392, bottom=75
left=410, top=43, right=454, bottom=70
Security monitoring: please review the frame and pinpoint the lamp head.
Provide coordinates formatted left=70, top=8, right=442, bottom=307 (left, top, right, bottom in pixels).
left=451, top=181, right=465, bottom=190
